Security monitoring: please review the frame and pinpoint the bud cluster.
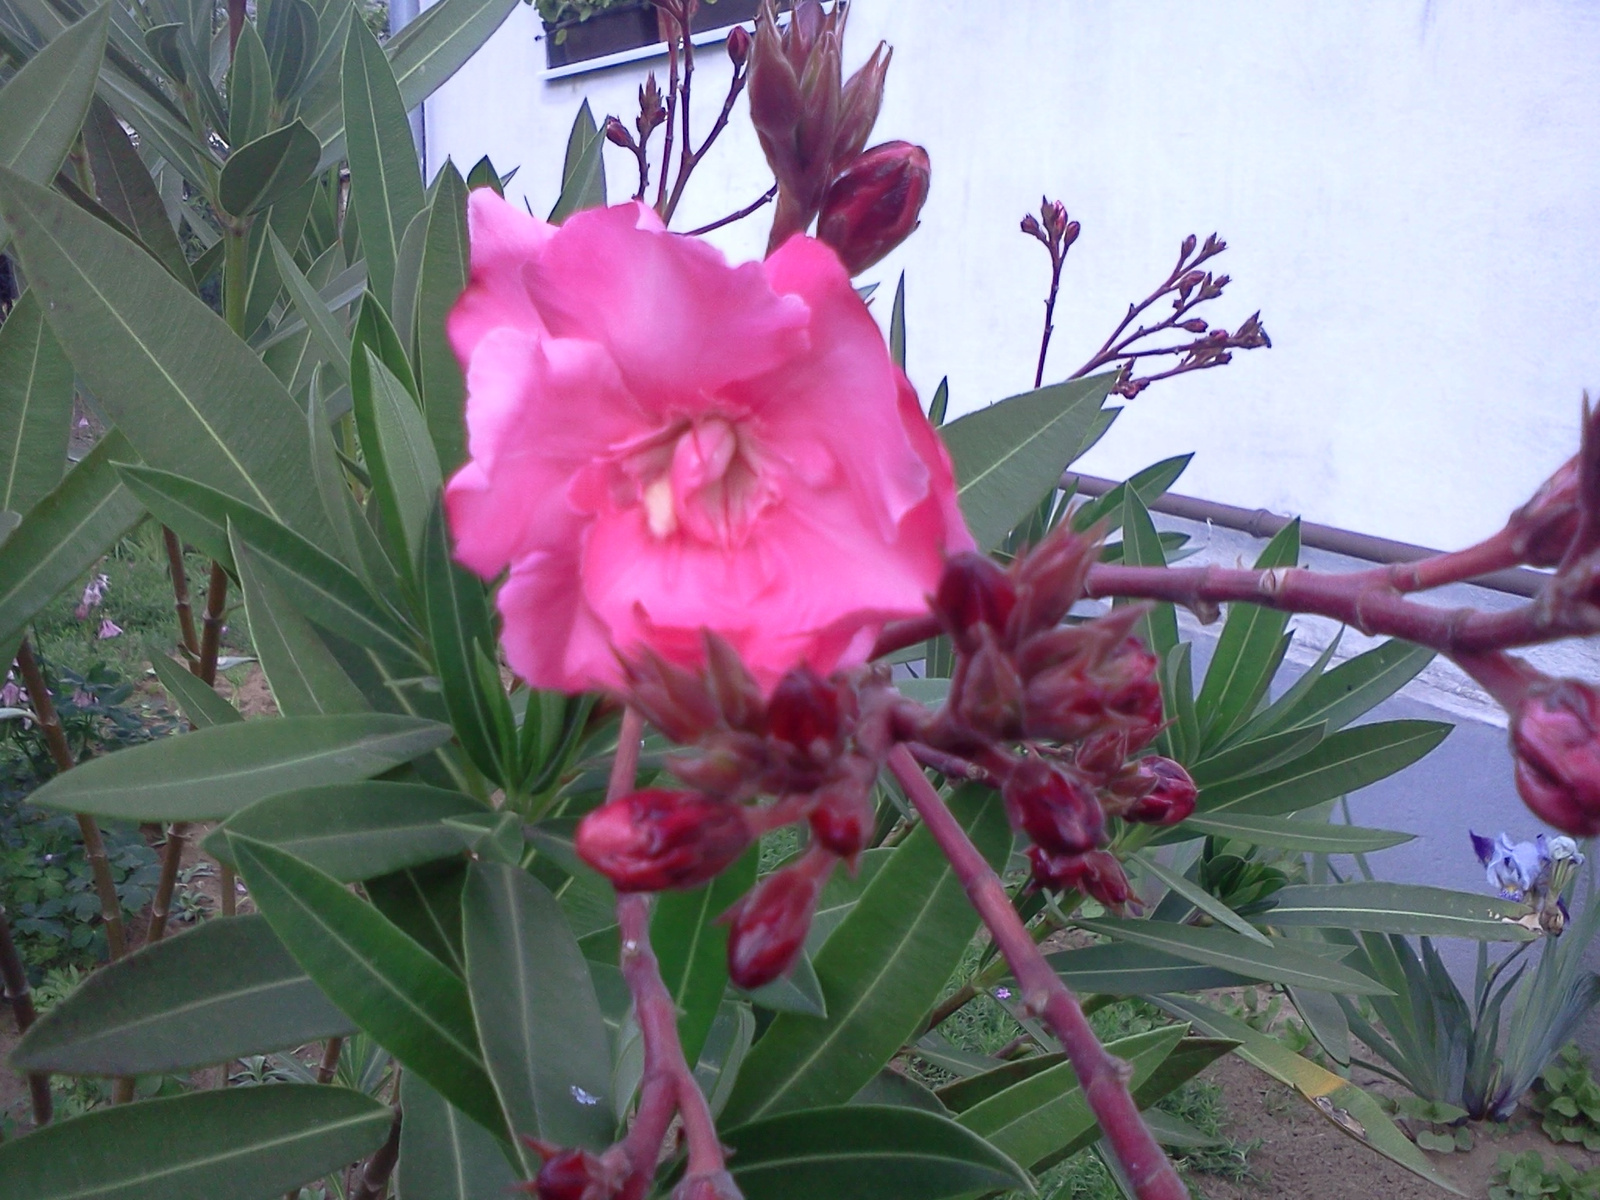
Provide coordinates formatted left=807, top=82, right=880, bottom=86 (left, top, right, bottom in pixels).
left=748, top=0, right=927, bottom=271
left=576, top=635, right=896, bottom=991
left=520, top=1140, right=619, bottom=1200
left=1511, top=677, right=1600, bottom=837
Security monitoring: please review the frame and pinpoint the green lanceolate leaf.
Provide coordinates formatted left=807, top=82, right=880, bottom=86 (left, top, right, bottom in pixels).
left=81, top=97, right=191, bottom=287
left=233, top=528, right=371, bottom=717
left=1199, top=719, right=1452, bottom=817
left=548, top=99, right=605, bottom=223
left=889, top=272, right=906, bottom=369
left=957, top=1026, right=1187, bottom=1173
left=722, top=1104, right=1029, bottom=1200
left=1249, top=638, right=1438, bottom=742
left=397, top=1073, right=520, bottom=1200
left=941, top=373, right=1115, bottom=552
left=1195, top=518, right=1301, bottom=747
left=1156, top=996, right=1463, bottom=1194
left=0, top=1084, right=392, bottom=1200
left=415, top=160, right=470, bottom=472
left=721, top=786, right=1011, bottom=1125
left=354, top=347, right=441, bottom=574
left=1076, top=919, right=1389, bottom=995
left=0, top=429, right=144, bottom=651
left=266, top=0, right=319, bottom=103
left=213, top=781, right=481, bottom=879
left=654, top=849, right=759, bottom=1066
left=342, top=17, right=425, bottom=309
left=0, top=290, right=73, bottom=515
left=1068, top=454, right=1192, bottom=537
left=227, top=20, right=274, bottom=147
left=232, top=836, right=507, bottom=1139
left=1044, top=941, right=1250, bottom=995
left=146, top=649, right=243, bottom=728
left=1178, top=812, right=1413, bottom=854
left=463, top=863, right=614, bottom=1156
left=1119, top=489, right=1177, bottom=662
left=936, top=1054, right=1067, bottom=1114
left=25, top=712, right=452, bottom=821
left=392, top=207, right=431, bottom=339
left=421, top=499, right=501, bottom=784
left=1186, top=723, right=1327, bottom=790
left=218, top=119, right=322, bottom=217
left=116, top=465, right=424, bottom=667
left=1265, top=882, right=1538, bottom=941
left=0, top=167, right=335, bottom=548
left=0, top=2, right=109, bottom=245
left=11, top=913, right=353, bottom=1075
left=368, top=860, right=468, bottom=975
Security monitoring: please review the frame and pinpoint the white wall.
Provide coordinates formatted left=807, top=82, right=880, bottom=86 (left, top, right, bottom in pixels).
left=425, top=1, right=1600, bottom=553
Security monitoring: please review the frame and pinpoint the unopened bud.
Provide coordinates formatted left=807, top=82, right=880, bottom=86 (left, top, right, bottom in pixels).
left=1020, top=213, right=1044, bottom=240
left=703, top=631, right=765, bottom=734
left=726, top=23, right=752, bottom=68
left=1075, top=728, right=1129, bottom=778
left=576, top=790, right=752, bottom=892
left=603, top=116, right=634, bottom=149
left=955, top=626, right=1024, bottom=738
left=1027, top=846, right=1133, bottom=908
left=1009, top=526, right=1098, bottom=637
left=816, top=141, right=930, bottom=275
left=808, top=777, right=874, bottom=860
left=934, top=552, right=1017, bottom=653
left=672, top=1170, right=743, bottom=1200
left=1512, top=681, right=1600, bottom=836
left=1121, top=756, right=1197, bottom=825
left=622, top=651, right=719, bottom=744
left=727, top=852, right=831, bottom=989
left=1509, top=456, right=1581, bottom=568
left=1062, top=220, right=1081, bottom=247
left=1180, top=319, right=1208, bottom=334
left=638, top=74, right=667, bottom=137
left=832, top=42, right=891, bottom=169
left=1003, top=757, right=1105, bottom=856
left=521, top=1142, right=615, bottom=1200
left=767, top=664, right=841, bottom=754
left=1181, top=233, right=1198, bottom=259
left=1102, top=638, right=1165, bottom=745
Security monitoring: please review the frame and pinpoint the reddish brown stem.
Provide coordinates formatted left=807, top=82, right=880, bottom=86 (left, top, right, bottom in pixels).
left=197, top=561, right=228, bottom=683
left=15, top=639, right=126, bottom=960
left=227, top=0, right=246, bottom=55
left=1034, top=250, right=1065, bottom=390
left=654, top=28, right=681, bottom=214
left=220, top=864, right=237, bottom=917
left=686, top=184, right=778, bottom=237
left=162, top=527, right=200, bottom=660
left=316, top=1036, right=345, bottom=1085
left=350, top=1107, right=403, bottom=1200
left=886, top=747, right=1186, bottom=1200
left=0, top=903, right=52, bottom=1127
left=145, top=823, right=189, bottom=945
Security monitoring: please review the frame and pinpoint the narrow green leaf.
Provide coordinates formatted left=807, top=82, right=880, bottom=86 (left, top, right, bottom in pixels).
left=738, top=948, right=827, bottom=1017
left=654, top=849, right=757, bottom=1067
left=463, top=863, right=614, bottom=1156
left=927, top=376, right=948, bottom=426
left=1228, top=630, right=1344, bottom=746
left=1199, top=720, right=1452, bottom=817
left=233, top=528, right=371, bottom=717
left=0, top=166, right=334, bottom=547
left=1186, top=723, right=1327, bottom=790
left=1133, top=853, right=1270, bottom=944
left=219, top=119, right=321, bottom=217
left=11, top=914, right=353, bottom=1075
left=392, top=205, right=430, bottom=340
left=722, top=787, right=1010, bottom=1125
left=0, top=290, right=72, bottom=515
left=397, top=1073, right=520, bottom=1200
left=1195, top=518, right=1301, bottom=746
left=367, top=860, right=468, bottom=975
left=271, top=230, right=353, bottom=383
left=227, top=20, right=274, bottom=147
left=0, top=1084, right=391, bottom=1200
left=0, top=2, right=110, bottom=245
left=1265, top=882, right=1538, bottom=941
left=0, top=430, right=144, bottom=651
left=722, top=1104, right=1029, bottom=1200
left=1069, top=455, right=1192, bottom=536
left=1044, top=942, right=1249, bottom=996
left=942, top=374, right=1115, bottom=552
left=233, top=836, right=508, bottom=1139
left=1178, top=812, right=1414, bottom=855
left=936, top=1053, right=1067, bottom=1115
left=26, top=712, right=452, bottom=821
left=1119, top=490, right=1177, bottom=661
left=81, top=97, right=192, bottom=288
left=1266, top=639, right=1438, bottom=739
left=212, top=781, right=479, bottom=879
left=1076, top=919, right=1389, bottom=995
left=146, top=649, right=243, bottom=728
left=547, top=99, right=606, bottom=222
left=421, top=498, right=502, bottom=781
left=415, top=160, right=470, bottom=472
left=342, top=16, right=425, bottom=308
left=1156, top=996, right=1464, bottom=1194
left=354, top=347, right=441, bottom=573
left=957, top=1026, right=1186, bottom=1173
left=889, top=272, right=906, bottom=369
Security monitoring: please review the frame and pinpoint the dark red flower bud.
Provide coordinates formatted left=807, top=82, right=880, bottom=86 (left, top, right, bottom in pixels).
left=1075, top=728, right=1129, bottom=778
left=1020, top=212, right=1044, bottom=240
left=1176, top=269, right=1204, bottom=298
left=576, top=790, right=752, bottom=892
left=1041, top=199, right=1068, bottom=241
left=1102, top=638, right=1164, bottom=746
left=832, top=42, right=891, bottom=170
left=767, top=664, right=841, bottom=753
left=1003, top=757, right=1105, bottom=856
left=1509, top=456, right=1581, bottom=568
left=726, top=23, right=752, bottom=68
left=1181, top=233, right=1198, bottom=259
left=1027, top=846, right=1132, bottom=908
left=1512, top=681, right=1600, bottom=836
left=638, top=74, right=667, bottom=137
left=934, top=552, right=1017, bottom=653
left=1122, top=756, right=1197, bottom=825
left=603, top=116, right=634, bottom=149
left=954, top=626, right=1024, bottom=738
left=521, top=1142, right=615, bottom=1200
left=726, top=852, right=831, bottom=989
left=621, top=651, right=719, bottom=744
left=1062, top=220, right=1081, bottom=247
left=703, top=630, right=765, bottom=734
left=808, top=781, right=873, bottom=860
left=1009, top=526, right=1099, bottom=638
left=1180, top=318, right=1209, bottom=334
left=815, top=141, right=930, bottom=275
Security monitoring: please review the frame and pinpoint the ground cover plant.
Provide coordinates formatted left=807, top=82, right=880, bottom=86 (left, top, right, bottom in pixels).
left=0, top=1, right=1598, bottom=1198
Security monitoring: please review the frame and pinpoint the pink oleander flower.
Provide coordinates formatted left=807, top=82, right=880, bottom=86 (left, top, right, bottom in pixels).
left=445, top=192, right=972, bottom=694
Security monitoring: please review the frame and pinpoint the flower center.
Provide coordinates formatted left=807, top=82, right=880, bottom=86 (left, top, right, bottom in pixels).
left=631, top=415, right=777, bottom=548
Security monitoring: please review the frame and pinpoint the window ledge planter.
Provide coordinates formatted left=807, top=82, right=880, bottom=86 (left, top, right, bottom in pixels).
left=541, top=0, right=770, bottom=76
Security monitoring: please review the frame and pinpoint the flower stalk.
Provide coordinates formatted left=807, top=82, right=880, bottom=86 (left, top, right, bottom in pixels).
left=0, top=903, right=52, bottom=1128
